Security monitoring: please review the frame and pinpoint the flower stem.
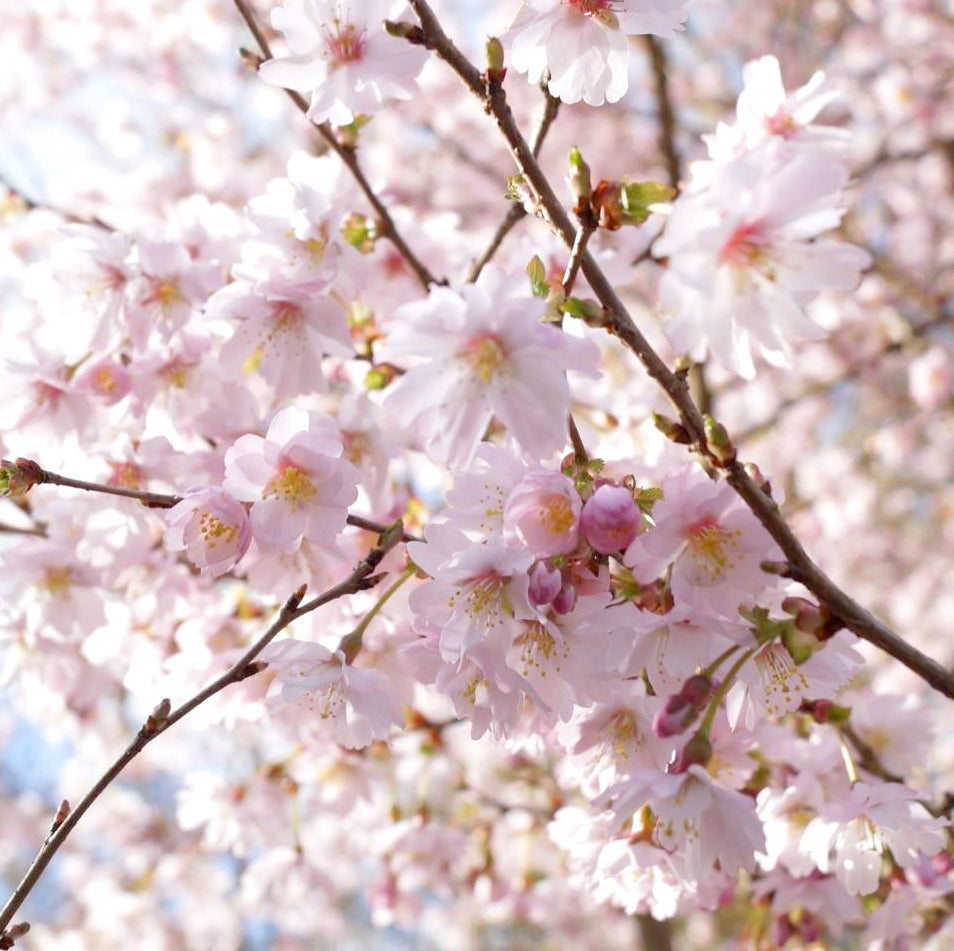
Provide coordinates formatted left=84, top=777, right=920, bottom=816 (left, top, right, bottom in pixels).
left=697, top=647, right=756, bottom=738
left=339, top=565, right=416, bottom=662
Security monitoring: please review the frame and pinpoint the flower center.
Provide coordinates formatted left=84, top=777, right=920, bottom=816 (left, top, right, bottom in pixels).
left=686, top=519, right=740, bottom=583
left=323, top=19, right=366, bottom=68
left=463, top=335, right=506, bottom=384
left=564, top=0, right=620, bottom=23
left=765, top=107, right=798, bottom=139
left=94, top=366, right=117, bottom=395
left=719, top=222, right=766, bottom=267
left=600, top=709, right=643, bottom=762
left=148, top=278, right=182, bottom=310
left=43, top=567, right=73, bottom=597
left=199, top=511, right=239, bottom=550
left=263, top=465, right=318, bottom=509
left=542, top=495, right=576, bottom=535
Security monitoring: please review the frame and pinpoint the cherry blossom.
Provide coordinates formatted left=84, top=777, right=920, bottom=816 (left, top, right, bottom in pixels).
left=223, top=405, right=359, bottom=552
left=164, top=486, right=252, bottom=577
left=506, top=1, right=690, bottom=106
left=656, top=142, right=872, bottom=378
left=261, top=637, right=403, bottom=748
left=259, top=0, right=428, bottom=126
left=377, top=267, right=600, bottom=467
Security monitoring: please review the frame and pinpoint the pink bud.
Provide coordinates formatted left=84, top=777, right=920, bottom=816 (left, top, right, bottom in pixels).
left=580, top=484, right=640, bottom=555
left=653, top=694, right=695, bottom=737
left=681, top=673, right=713, bottom=706
left=528, top=561, right=562, bottom=607
left=552, top=584, right=577, bottom=615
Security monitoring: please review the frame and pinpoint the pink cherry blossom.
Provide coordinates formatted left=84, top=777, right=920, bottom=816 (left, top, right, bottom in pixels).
left=656, top=141, right=872, bottom=378
left=507, top=0, right=689, bottom=106
left=503, top=469, right=582, bottom=557
left=800, top=782, right=949, bottom=896
left=164, top=487, right=252, bottom=577
left=223, top=406, right=359, bottom=553
left=211, top=275, right=354, bottom=398
left=259, top=0, right=428, bottom=126
left=261, top=637, right=403, bottom=748
left=377, top=267, right=600, bottom=467
left=624, top=465, right=781, bottom=618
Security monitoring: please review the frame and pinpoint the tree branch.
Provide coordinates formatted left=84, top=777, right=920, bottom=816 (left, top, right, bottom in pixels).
left=232, top=0, right=441, bottom=291
left=465, top=87, right=560, bottom=283
left=401, top=0, right=954, bottom=702
left=0, top=518, right=404, bottom=934
left=12, top=460, right=421, bottom=543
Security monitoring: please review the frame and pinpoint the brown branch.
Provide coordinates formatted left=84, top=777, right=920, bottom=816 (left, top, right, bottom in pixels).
left=232, top=0, right=440, bottom=291
left=643, top=36, right=713, bottom=417
left=465, top=87, right=560, bottom=283
left=402, top=0, right=954, bottom=702
left=637, top=914, right=674, bottom=951
left=0, top=519, right=405, bottom=934
left=560, top=220, right=594, bottom=297
left=642, top=36, right=681, bottom=190
left=17, top=460, right=422, bottom=543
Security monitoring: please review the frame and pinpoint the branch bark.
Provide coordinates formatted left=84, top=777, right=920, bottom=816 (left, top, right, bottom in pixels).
left=0, top=518, right=405, bottom=934
left=465, top=87, right=560, bottom=283
left=401, top=0, right=954, bottom=701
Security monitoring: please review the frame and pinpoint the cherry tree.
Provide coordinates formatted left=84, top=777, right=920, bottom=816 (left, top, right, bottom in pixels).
left=0, top=0, right=953, bottom=948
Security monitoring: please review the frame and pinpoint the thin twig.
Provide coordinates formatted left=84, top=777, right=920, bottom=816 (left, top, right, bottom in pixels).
left=465, top=87, right=560, bottom=283
left=560, top=221, right=594, bottom=297
left=402, top=0, right=954, bottom=702
left=18, top=461, right=421, bottom=543
left=643, top=35, right=712, bottom=416
left=232, top=0, right=440, bottom=291
left=0, top=520, right=404, bottom=933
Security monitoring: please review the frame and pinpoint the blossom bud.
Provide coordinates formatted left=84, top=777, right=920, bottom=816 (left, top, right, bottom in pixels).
left=781, top=596, right=831, bottom=636
left=580, top=483, right=640, bottom=555
left=383, top=20, right=425, bottom=44
left=0, top=922, right=29, bottom=949
left=528, top=561, right=562, bottom=607
left=593, top=181, right=623, bottom=230
left=703, top=414, right=736, bottom=466
left=652, top=412, right=692, bottom=445
left=553, top=584, right=577, bottom=615
left=681, top=673, right=714, bottom=707
left=804, top=699, right=850, bottom=724
left=48, top=798, right=70, bottom=838
left=485, top=37, right=506, bottom=84
left=669, top=731, right=712, bottom=773
left=567, top=146, right=592, bottom=210
left=145, top=697, right=172, bottom=733
left=653, top=694, right=695, bottom=737
left=0, top=458, right=43, bottom=499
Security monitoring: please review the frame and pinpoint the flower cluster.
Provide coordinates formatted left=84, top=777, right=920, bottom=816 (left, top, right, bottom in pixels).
left=1, top=1, right=952, bottom=949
